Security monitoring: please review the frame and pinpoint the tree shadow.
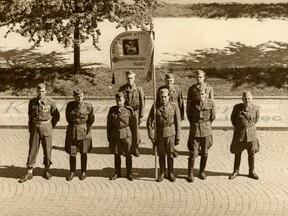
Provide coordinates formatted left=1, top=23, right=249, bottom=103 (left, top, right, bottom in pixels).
left=166, top=41, right=288, bottom=88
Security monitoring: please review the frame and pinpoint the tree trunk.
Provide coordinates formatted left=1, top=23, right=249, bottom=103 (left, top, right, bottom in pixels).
left=74, top=22, right=80, bottom=74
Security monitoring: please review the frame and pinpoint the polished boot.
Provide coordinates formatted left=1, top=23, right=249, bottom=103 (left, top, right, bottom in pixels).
left=229, top=154, right=241, bottom=180
left=44, top=165, right=52, bottom=180
left=248, top=154, right=259, bottom=180
left=19, top=171, right=33, bottom=183
left=110, top=155, right=121, bottom=180
left=167, top=157, right=176, bottom=182
left=126, top=156, right=133, bottom=181
left=187, top=157, right=195, bottom=182
left=66, top=156, right=76, bottom=181
left=199, top=155, right=208, bottom=180
left=157, top=156, right=165, bottom=182
left=80, top=153, right=87, bottom=180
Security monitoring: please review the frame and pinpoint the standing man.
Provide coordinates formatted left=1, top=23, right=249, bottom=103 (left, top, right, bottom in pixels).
left=156, top=73, right=184, bottom=121
left=19, top=83, right=60, bottom=183
left=65, top=89, right=95, bottom=181
left=229, top=91, right=260, bottom=180
left=147, top=88, right=181, bottom=182
left=186, top=86, right=215, bottom=182
left=107, top=92, right=138, bottom=181
left=118, top=70, right=144, bottom=156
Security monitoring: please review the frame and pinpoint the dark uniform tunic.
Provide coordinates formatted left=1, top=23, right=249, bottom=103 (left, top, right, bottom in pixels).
left=107, top=105, right=138, bottom=156
left=156, top=85, right=185, bottom=120
left=186, top=98, right=216, bottom=158
left=230, top=103, right=260, bottom=155
left=146, top=102, right=181, bottom=157
left=27, top=97, right=60, bottom=168
left=65, top=101, right=95, bottom=156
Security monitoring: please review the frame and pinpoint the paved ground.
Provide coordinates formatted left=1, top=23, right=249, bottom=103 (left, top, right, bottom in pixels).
left=1, top=128, right=288, bottom=216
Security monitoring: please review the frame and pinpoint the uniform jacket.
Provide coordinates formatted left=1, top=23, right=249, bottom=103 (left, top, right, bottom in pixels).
left=156, top=85, right=185, bottom=120
left=28, top=96, right=60, bottom=132
left=187, top=82, right=214, bottom=114
left=231, top=103, right=260, bottom=142
left=107, top=105, right=138, bottom=144
left=65, top=101, right=95, bottom=141
left=118, top=83, right=145, bottom=119
left=146, top=102, right=181, bottom=142
left=187, top=98, right=216, bottom=137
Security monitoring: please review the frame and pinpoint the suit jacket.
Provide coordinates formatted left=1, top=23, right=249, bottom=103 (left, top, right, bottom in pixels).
left=231, top=103, right=260, bottom=142
left=118, top=83, right=145, bottom=119
left=187, top=99, right=215, bottom=137
left=156, top=85, right=185, bottom=120
left=146, top=102, right=181, bottom=141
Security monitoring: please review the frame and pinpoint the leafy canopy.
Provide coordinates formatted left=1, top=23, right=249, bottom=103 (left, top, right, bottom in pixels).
left=0, top=0, right=158, bottom=49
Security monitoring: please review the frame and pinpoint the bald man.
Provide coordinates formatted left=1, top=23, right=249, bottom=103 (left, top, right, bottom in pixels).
left=229, top=91, right=260, bottom=180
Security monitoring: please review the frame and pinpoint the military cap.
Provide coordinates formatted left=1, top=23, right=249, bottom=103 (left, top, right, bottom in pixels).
left=37, top=83, right=46, bottom=89
left=126, top=70, right=136, bottom=77
left=242, top=91, right=252, bottom=98
left=159, top=88, right=169, bottom=95
left=115, top=92, right=125, bottom=98
left=73, top=88, right=83, bottom=96
left=165, top=73, right=174, bottom=80
left=196, top=69, right=206, bottom=76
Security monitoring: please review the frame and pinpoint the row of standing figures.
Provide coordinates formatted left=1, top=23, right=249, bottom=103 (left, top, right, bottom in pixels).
left=18, top=70, right=260, bottom=183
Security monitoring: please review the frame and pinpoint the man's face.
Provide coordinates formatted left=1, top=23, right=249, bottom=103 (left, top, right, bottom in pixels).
left=126, top=74, right=135, bottom=86
left=197, top=90, right=206, bottom=102
left=160, top=92, right=169, bottom=105
left=165, top=78, right=174, bottom=88
left=242, top=94, right=252, bottom=107
left=74, top=93, right=84, bottom=104
left=37, top=87, right=46, bottom=99
left=116, top=96, right=125, bottom=107
left=197, top=73, right=205, bottom=84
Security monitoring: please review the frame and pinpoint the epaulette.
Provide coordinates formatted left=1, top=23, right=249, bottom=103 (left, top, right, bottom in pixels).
left=46, top=97, right=54, bottom=102
left=84, top=101, right=92, bottom=106
left=124, top=105, right=134, bottom=112
left=170, top=102, right=178, bottom=107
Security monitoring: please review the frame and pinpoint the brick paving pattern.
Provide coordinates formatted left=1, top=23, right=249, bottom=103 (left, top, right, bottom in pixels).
left=1, top=129, right=288, bottom=216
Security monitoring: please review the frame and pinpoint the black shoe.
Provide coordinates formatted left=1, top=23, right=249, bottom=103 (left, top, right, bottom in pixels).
left=66, top=172, right=75, bottom=181
left=248, top=171, right=259, bottom=180
left=44, top=170, right=52, bottom=180
left=199, top=171, right=207, bottom=180
left=19, top=173, right=33, bottom=183
left=229, top=171, right=239, bottom=180
left=187, top=174, right=194, bottom=183
left=156, top=174, right=164, bottom=182
left=109, top=173, right=121, bottom=180
left=168, top=173, right=176, bottom=182
left=79, top=172, right=86, bottom=180
left=126, top=174, right=133, bottom=181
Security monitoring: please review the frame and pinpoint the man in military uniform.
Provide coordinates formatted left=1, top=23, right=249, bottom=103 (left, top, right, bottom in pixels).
left=107, top=92, right=138, bottom=181
left=156, top=73, right=184, bottom=121
left=229, top=91, right=260, bottom=180
left=19, top=83, right=60, bottom=183
left=65, top=89, right=95, bottom=181
left=147, top=88, right=181, bottom=182
left=118, top=70, right=144, bottom=156
left=186, top=86, right=215, bottom=182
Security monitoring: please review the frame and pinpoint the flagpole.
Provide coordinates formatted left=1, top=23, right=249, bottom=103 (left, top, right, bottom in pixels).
left=151, top=29, right=158, bottom=180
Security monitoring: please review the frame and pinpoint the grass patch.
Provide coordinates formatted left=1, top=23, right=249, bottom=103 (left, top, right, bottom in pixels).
left=0, top=66, right=287, bottom=97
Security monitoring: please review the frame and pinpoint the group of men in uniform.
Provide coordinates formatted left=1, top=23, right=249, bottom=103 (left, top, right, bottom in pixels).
left=19, top=69, right=261, bottom=183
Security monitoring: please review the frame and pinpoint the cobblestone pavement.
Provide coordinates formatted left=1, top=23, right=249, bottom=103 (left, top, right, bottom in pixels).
left=0, top=129, right=288, bottom=216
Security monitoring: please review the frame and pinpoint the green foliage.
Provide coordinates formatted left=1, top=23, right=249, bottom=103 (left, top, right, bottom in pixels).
left=156, top=3, right=288, bottom=18
left=0, top=0, right=158, bottom=48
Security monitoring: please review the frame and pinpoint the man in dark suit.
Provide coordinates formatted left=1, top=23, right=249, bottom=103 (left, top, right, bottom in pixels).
left=107, top=92, right=138, bottom=181
left=147, top=88, right=181, bottom=182
left=186, top=85, right=216, bottom=182
left=65, top=89, right=95, bottom=181
left=229, top=91, right=260, bottom=180
left=19, top=83, right=60, bottom=183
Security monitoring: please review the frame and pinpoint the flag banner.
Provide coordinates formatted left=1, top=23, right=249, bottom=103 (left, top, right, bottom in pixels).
left=110, top=31, right=154, bottom=74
